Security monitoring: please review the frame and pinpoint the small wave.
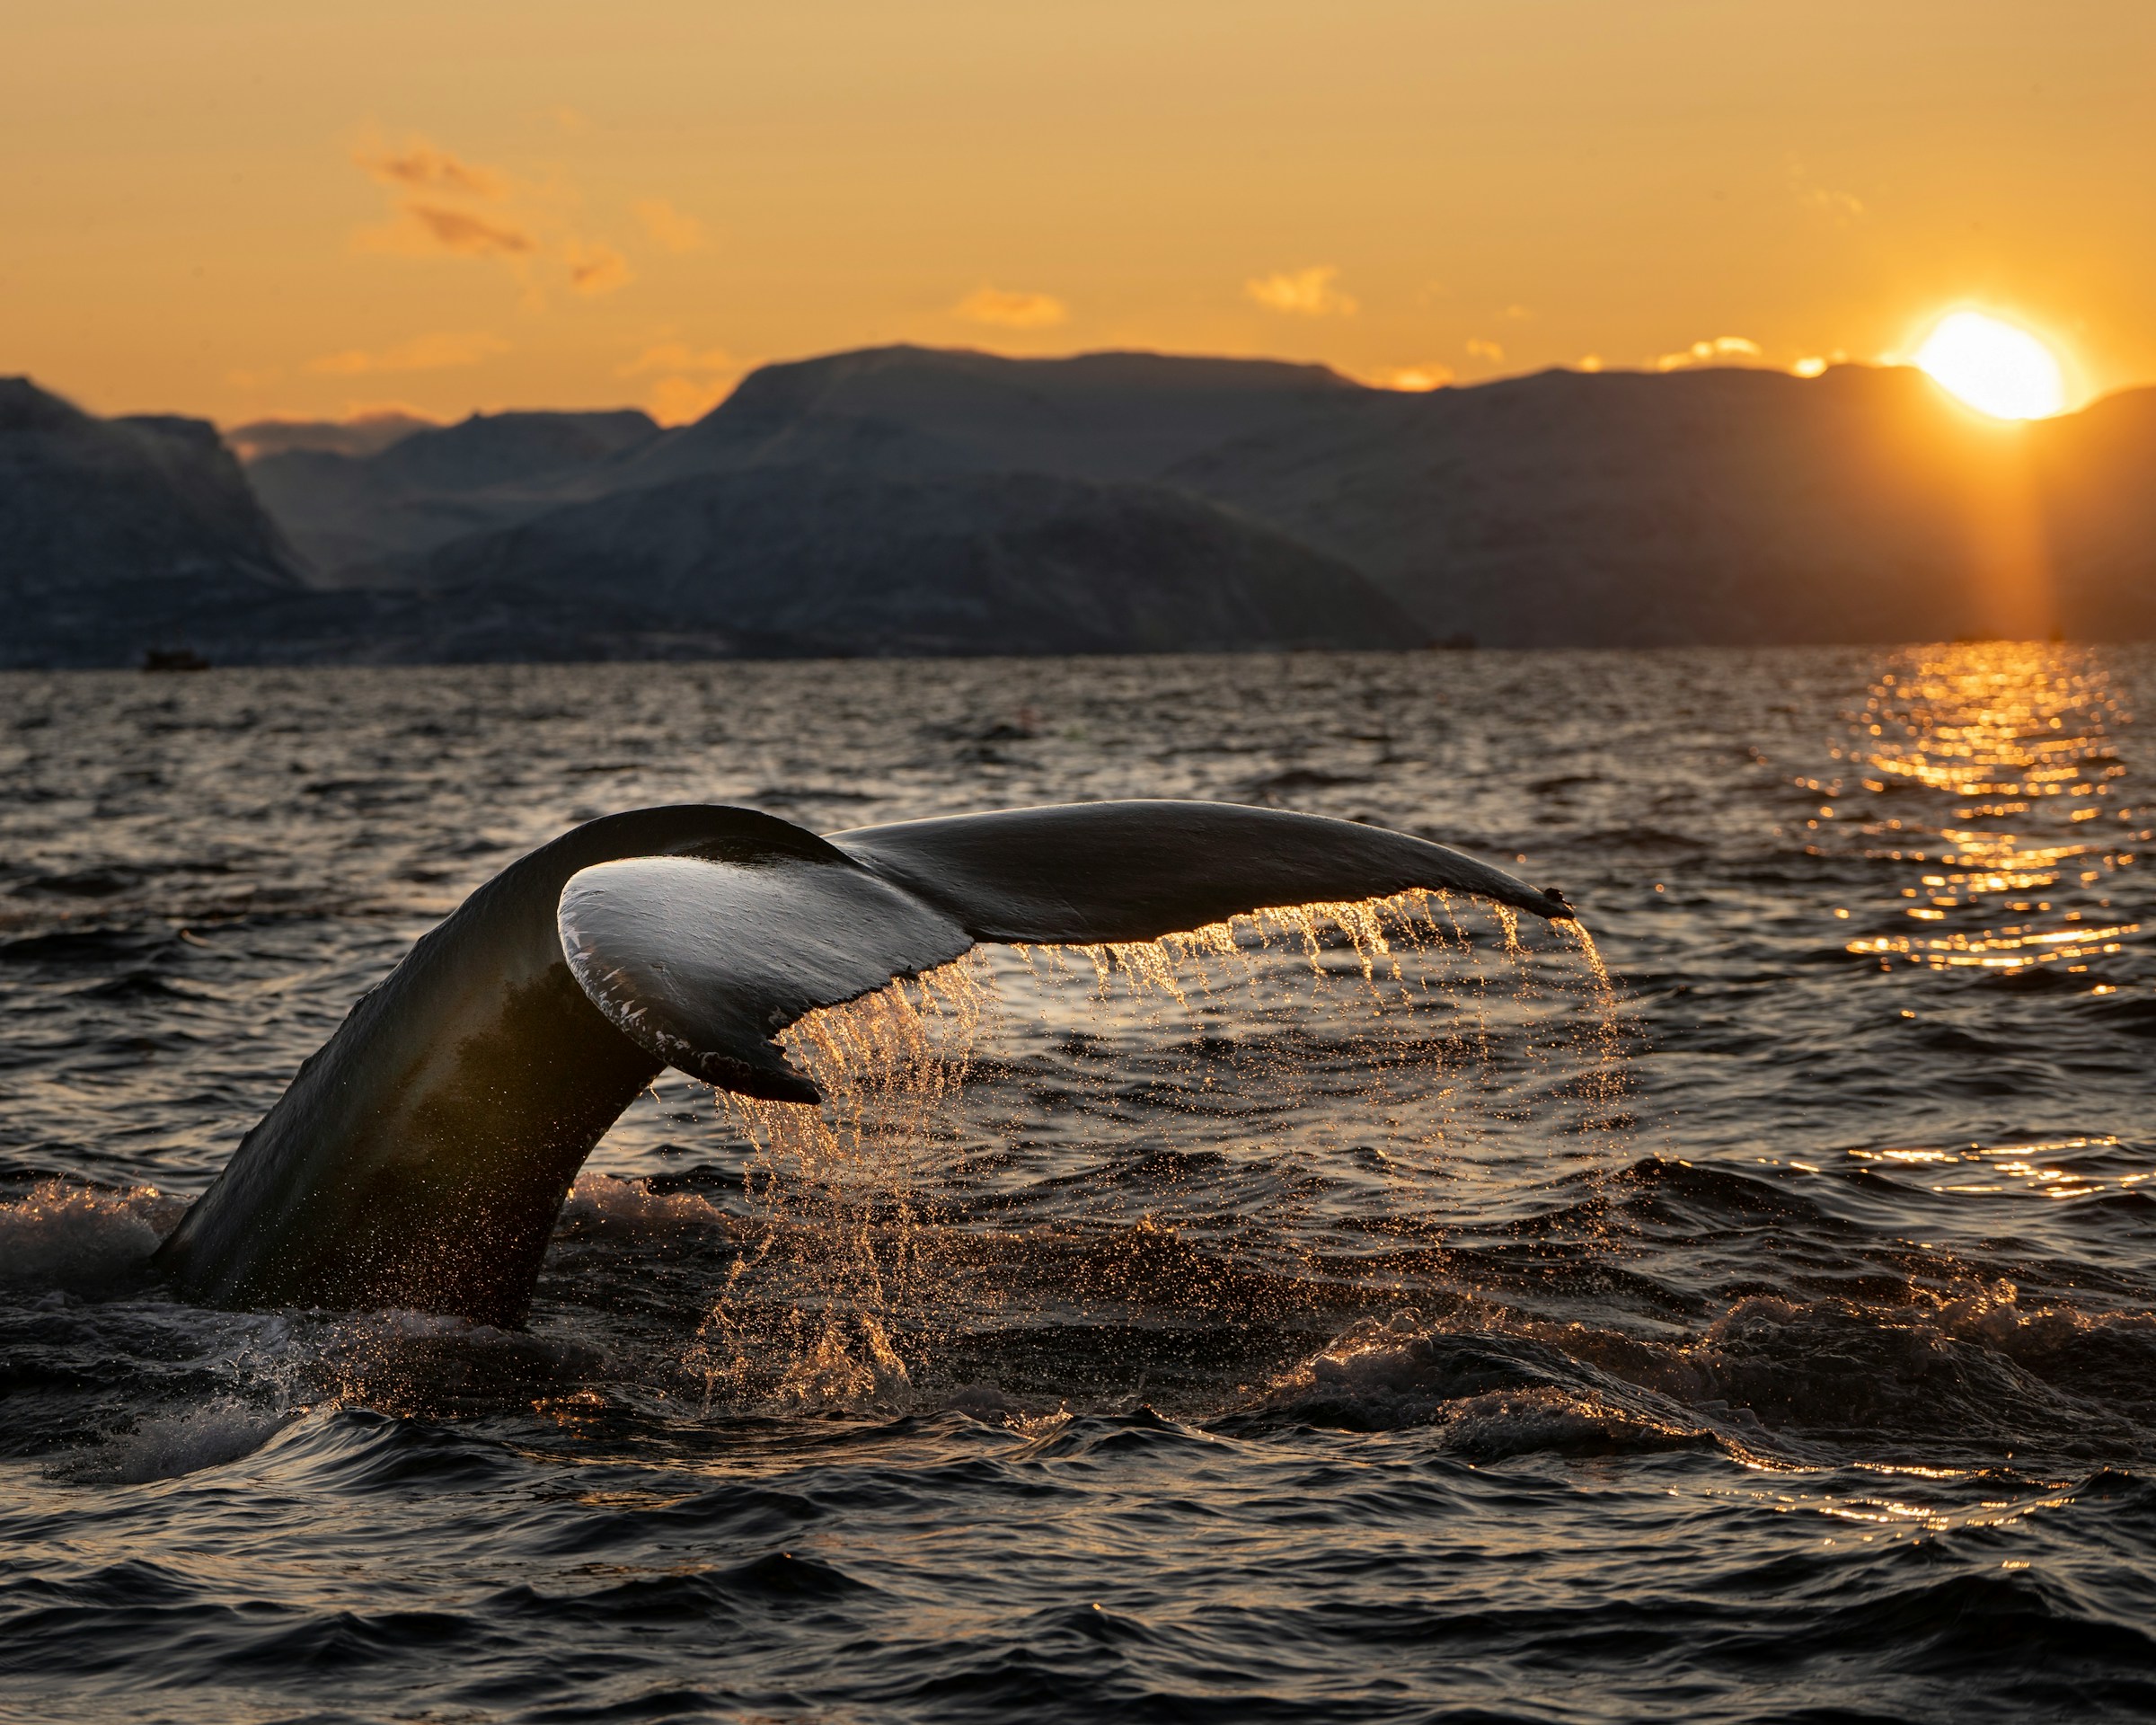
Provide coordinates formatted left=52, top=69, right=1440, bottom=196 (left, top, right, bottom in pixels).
left=0, top=1180, right=176, bottom=1293
left=1258, top=1314, right=1715, bottom=1455
left=241, top=1407, right=521, bottom=1492
left=504, top=1551, right=874, bottom=1617
left=1674, top=1291, right=2153, bottom=1450
left=1013, top=1406, right=1208, bottom=1461
left=313, top=1310, right=607, bottom=1417
left=1436, top=1384, right=1715, bottom=1459
left=59, top=1401, right=292, bottom=1485
left=934, top=1381, right=1034, bottom=1422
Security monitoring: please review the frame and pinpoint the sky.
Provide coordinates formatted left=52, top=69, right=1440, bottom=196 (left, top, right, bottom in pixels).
left=4, top=1, right=2152, bottom=427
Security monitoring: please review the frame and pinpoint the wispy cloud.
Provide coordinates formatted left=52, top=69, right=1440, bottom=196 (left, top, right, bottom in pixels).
left=1464, top=338, right=1505, bottom=363
left=566, top=240, right=633, bottom=296
left=1791, top=350, right=1850, bottom=378
left=635, top=198, right=710, bottom=255
left=395, top=204, right=536, bottom=258
left=1787, top=157, right=1865, bottom=225
left=952, top=287, right=1068, bottom=330
left=306, top=331, right=509, bottom=376
left=1245, top=266, right=1357, bottom=318
left=352, top=136, right=536, bottom=264
left=1654, top=335, right=1763, bottom=371
left=615, top=341, right=734, bottom=377
left=356, top=142, right=508, bottom=200
left=349, top=133, right=633, bottom=303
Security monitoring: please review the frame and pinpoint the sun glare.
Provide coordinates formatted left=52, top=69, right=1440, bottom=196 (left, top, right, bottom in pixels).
left=1913, top=312, right=2066, bottom=420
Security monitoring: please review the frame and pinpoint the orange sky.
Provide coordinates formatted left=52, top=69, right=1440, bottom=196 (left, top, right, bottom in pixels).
left=5, top=1, right=2151, bottom=426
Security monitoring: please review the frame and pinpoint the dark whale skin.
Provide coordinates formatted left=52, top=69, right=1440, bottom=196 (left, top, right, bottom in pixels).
left=153, top=808, right=825, bottom=1323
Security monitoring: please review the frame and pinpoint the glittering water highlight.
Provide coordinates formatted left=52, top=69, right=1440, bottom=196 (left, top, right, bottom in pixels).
left=1827, top=644, right=2141, bottom=973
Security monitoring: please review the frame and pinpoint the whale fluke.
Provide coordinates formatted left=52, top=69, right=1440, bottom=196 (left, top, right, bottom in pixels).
left=561, top=852, right=973, bottom=1105
left=154, top=801, right=1571, bottom=1322
left=835, top=801, right=1571, bottom=943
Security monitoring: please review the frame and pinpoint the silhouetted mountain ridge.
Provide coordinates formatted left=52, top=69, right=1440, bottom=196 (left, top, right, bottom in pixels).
left=1, top=378, right=308, bottom=668
left=637, top=346, right=1360, bottom=486
left=5, top=349, right=2153, bottom=665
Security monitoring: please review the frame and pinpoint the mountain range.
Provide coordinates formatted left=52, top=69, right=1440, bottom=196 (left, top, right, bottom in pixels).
left=4, top=346, right=2152, bottom=667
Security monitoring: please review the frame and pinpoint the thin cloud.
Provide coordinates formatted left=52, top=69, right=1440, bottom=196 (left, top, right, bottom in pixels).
left=396, top=203, right=536, bottom=258
left=356, top=140, right=508, bottom=200
left=349, top=134, right=626, bottom=305
left=306, top=332, right=509, bottom=376
left=1246, top=266, right=1357, bottom=317
left=1788, top=157, right=1866, bottom=225
left=635, top=199, right=710, bottom=255
left=953, top=287, right=1068, bottom=330
left=1464, top=338, right=1505, bottom=363
left=616, top=341, right=735, bottom=377
left=566, top=241, right=633, bottom=296
left=1655, top=335, right=1763, bottom=371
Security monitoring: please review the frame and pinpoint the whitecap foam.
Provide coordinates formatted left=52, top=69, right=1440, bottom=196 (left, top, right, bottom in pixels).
left=561, top=1172, right=729, bottom=1232
left=62, top=1401, right=293, bottom=1485
left=0, top=1179, right=176, bottom=1293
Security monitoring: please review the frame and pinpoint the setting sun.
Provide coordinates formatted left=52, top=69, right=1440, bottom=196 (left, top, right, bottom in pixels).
left=1913, top=311, right=2067, bottom=420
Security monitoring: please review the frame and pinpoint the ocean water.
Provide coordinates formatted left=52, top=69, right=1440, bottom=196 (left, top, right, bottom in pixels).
left=2, top=644, right=2152, bottom=1723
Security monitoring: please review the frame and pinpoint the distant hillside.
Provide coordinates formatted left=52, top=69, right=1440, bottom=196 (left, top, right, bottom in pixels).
left=581, top=347, right=2154, bottom=648
left=394, top=464, right=1422, bottom=657
left=0, top=378, right=309, bottom=668
left=355, top=345, right=2145, bottom=651
left=225, top=411, right=436, bottom=463
left=2025, top=386, right=2156, bottom=635
left=7, top=347, right=2154, bottom=666
left=246, top=409, right=660, bottom=575
left=620, top=346, right=1361, bottom=489
left=1167, top=363, right=2156, bottom=645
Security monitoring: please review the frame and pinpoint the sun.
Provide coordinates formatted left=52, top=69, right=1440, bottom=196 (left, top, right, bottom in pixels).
left=1913, top=312, right=2066, bottom=420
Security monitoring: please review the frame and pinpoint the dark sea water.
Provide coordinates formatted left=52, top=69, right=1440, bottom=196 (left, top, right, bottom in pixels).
left=4, top=645, right=2153, bottom=1723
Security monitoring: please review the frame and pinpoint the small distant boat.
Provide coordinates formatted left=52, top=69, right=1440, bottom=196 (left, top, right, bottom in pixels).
left=142, top=649, right=211, bottom=672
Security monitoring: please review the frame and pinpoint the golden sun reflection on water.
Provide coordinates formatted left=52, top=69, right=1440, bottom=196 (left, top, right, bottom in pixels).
left=1844, top=1137, right=2140, bottom=1200
left=1811, top=642, right=2143, bottom=976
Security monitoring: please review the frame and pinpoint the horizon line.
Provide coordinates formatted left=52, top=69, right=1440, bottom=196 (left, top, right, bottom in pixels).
left=199, top=348, right=1940, bottom=435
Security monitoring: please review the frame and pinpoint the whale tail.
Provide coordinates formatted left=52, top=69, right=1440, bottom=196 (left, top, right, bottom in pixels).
left=564, top=801, right=1572, bottom=1104
left=157, top=800, right=1571, bottom=1321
